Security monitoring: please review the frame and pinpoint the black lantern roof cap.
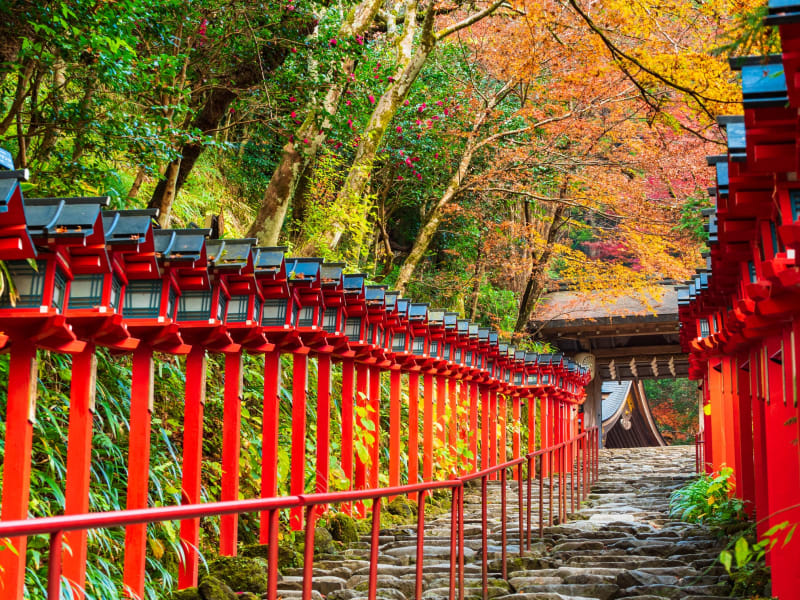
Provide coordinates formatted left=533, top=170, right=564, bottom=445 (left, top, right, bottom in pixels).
left=515, top=349, right=526, bottom=360
left=206, top=238, right=256, bottom=269
left=0, top=169, right=29, bottom=183
left=524, top=352, right=538, bottom=365
left=253, top=246, right=287, bottom=272
left=468, top=323, right=479, bottom=338
left=765, top=0, right=800, bottom=24
left=730, top=55, right=788, bottom=108
left=0, top=148, right=14, bottom=171
left=409, top=303, right=428, bottom=321
left=428, top=309, right=445, bottom=325
left=0, top=178, right=24, bottom=213
left=25, top=196, right=109, bottom=238
left=457, top=319, right=469, bottom=334
left=499, top=343, right=508, bottom=353
left=489, top=331, right=499, bottom=344
left=320, top=262, right=345, bottom=286
left=396, top=297, right=410, bottom=315
left=718, top=116, right=746, bottom=162
left=444, top=312, right=459, bottom=329
left=287, top=257, right=322, bottom=282
left=102, top=209, right=158, bottom=244
left=344, top=273, right=366, bottom=293
left=715, top=162, right=729, bottom=195
left=384, top=290, right=399, bottom=310
left=154, top=228, right=211, bottom=261
left=478, top=327, right=489, bottom=341
left=365, top=285, right=386, bottom=304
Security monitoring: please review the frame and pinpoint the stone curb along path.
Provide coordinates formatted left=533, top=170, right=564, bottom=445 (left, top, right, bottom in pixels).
left=191, top=447, right=737, bottom=600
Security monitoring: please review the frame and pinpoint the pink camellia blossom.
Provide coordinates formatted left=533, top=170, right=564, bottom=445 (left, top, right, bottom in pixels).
left=434, top=153, right=439, bottom=158
left=368, top=95, right=375, bottom=104
left=356, top=35, right=364, bottom=45
left=348, top=119, right=354, bottom=128
left=303, top=138, right=310, bottom=144
left=329, top=38, right=338, bottom=47
left=436, top=100, right=443, bottom=106
left=417, top=133, right=422, bottom=139
left=289, top=96, right=295, bottom=102
left=388, top=76, right=395, bottom=82
left=346, top=100, right=352, bottom=106
left=415, top=119, right=422, bottom=126
left=411, top=156, right=419, bottom=162
left=335, top=142, right=343, bottom=149
left=291, top=47, right=297, bottom=53
left=404, top=100, right=410, bottom=106
left=416, top=172, right=422, bottom=180
left=397, top=175, right=404, bottom=180
left=290, top=111, right=297, bottom=118
left=400, top=150, right=404, bottom=155
left=431, top=115, right=439, bottom=121
left=444, top=108, right=449, bottom=116
left=405, top=158, right=413, bottom=167
left=418, top=104, right=426, bottom=112
left=396, top=126, right=402, bottom=133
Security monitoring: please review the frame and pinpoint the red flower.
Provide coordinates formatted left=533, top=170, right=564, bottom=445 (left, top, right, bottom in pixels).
left=289, top=96, right=295, bottom=102
left=290, top=111, right=297, bottom=118
left=396, top=126, right=402, bottom=133
left=368, top=95, right=375, bottom=104
left=329, top=38, right=338, bottom=47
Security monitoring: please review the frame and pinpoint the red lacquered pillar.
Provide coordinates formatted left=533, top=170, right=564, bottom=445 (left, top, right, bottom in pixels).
left=499, top=393, right=508, bottom=465
left=423, top=371, right=434, bottom=481
left=540, top=395, right=549, bottom=477
left=408, top=370, right=420, bottom=497
left=0, top=342, right=38, bottom=599
left=178, top=346, right=207, bottom=588
left=489, top=389, right=498, bottom=477
left=512, top=395, right=521, bottom=478
left=316, top=353, right=332, bottom=507
left=290, top=350, right=309, bottom=529
left=340, top=358, right=355, bottom=514
left=480, top=384, right=490, bottom=469
left=260, top=350, right=281, bottom=542
left=220, top=351, right=244, bottom=556
left=389, top=368, right=402, bottom=489
left=469, top=382, right=478, bottom=472
left=63, top=344, right=98, bottom=597
left=448, top=377, right=458, bottom=457
left=736, top=354, right=756, bottom=516
left=355, top=362, right=369, bottom=515
left=436, top=373, right=447, bottom=447
left=369, top=365, right=382, bottom=490
left=123, top=345, right=154, bottom=598
left=528, top=396, right=536, bottom=454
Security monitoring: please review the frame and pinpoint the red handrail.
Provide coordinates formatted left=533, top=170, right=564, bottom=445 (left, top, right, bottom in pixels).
left=0, top=428, right=599, bottom=600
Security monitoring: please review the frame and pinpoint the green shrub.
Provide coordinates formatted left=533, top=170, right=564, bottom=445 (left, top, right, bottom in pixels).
left=669, top=467, right=746, bottom=526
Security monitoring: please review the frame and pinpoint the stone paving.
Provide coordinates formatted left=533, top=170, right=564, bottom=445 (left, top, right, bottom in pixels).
left=275, top=447, right=735, bottom=600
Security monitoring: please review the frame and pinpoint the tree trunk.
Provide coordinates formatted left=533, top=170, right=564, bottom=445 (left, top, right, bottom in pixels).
left=155, top=159, right=182, bottom=227
left=468, top=240, right=485, bottom=319
left=513, top=197, right=568, bottom=333
left=148, top=86, right=238, bottom=213
left=127, top=167, right=146, bottom=199
left=246, top=0, right=384, bottom=245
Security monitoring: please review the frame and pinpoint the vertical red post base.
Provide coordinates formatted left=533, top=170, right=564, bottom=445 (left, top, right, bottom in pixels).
left=220, top=351, right=243, bottom=556
left=0, top=343, right=38, bottom=599
left=290, top=351, right=309, bottom=529
left=63, top=344, right=98, bottom=598
left=123, top=345, right=154, bottom=599
left=178, top=347, right=207, bottom=589
left=260, top=351, right=281, bottom=543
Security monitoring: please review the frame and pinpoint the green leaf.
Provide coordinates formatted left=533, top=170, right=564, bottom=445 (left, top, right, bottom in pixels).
left=719, top=550, right=732, bottom=573
left=734, top=535, right=749, bottom=568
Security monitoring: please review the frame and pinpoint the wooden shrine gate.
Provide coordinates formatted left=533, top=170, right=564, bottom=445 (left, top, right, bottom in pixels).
left=0, top=150, right=592, bottom=599
left=678, top=1, right=800, bottom=596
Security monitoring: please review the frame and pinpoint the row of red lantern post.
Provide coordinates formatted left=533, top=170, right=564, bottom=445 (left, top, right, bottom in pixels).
left=0, top=151, right=589, bottom=599
left=677, top=3, right=800, bottom=596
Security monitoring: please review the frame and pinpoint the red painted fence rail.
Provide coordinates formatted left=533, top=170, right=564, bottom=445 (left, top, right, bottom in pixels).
left=0, top=429, right=598, bottom=600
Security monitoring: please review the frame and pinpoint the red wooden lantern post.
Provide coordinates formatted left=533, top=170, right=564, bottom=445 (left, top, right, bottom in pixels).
left=365, top=285, right=390, bottom=491
left=62, top=208, right=160, bottom=597
left=204, top=238, right=259, bottom=556
left=0, top=190, right=100, bottom=598
left=284, top=258, right=325, bottom=529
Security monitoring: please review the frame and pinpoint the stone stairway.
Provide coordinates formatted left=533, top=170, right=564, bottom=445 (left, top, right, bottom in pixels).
left=277, top=447, right=734, bottom=600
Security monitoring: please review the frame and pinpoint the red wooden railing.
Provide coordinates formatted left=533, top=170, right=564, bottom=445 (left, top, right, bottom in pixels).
left=0, top=428, right=598, bottom=600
